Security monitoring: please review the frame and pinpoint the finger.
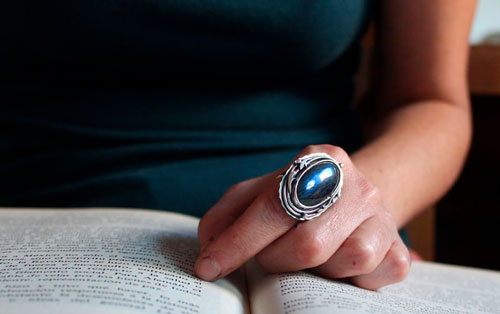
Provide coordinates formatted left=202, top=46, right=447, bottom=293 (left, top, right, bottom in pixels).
left=195, top=144, right=352, bottom=281
left=195, top=187, right=297, bottom=281
left=311, top=214, right=396, bottom=278
left=198, top=171, right=277, bottom=247
left=256, top=191, right=369, bottom=272
left=350, top=237, right=411, bottom=290
left=255, top=176, right=376, bottom=273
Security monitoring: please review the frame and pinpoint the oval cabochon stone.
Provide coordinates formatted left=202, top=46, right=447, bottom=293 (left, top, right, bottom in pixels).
left=297, top=162, right=339, bottom=207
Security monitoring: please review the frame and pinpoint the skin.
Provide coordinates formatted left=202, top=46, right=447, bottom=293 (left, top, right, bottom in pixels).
left=195, top=0, right=477, bottom=290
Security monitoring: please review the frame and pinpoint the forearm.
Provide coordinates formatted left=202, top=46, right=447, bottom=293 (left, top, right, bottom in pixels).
left=351, top=100, right=472, bottom=227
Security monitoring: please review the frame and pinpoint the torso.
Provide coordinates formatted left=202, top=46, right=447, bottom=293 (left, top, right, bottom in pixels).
left=1, top=0, right=371, bottom=216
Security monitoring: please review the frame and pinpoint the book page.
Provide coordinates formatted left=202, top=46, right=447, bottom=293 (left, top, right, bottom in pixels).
left=247, top=259, right=500, bottom=314
left=0, top=208, right=249, bottom=314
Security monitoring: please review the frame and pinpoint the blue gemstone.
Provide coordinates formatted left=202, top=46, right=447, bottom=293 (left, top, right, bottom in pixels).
left=297, top=163, right=338, bottom=206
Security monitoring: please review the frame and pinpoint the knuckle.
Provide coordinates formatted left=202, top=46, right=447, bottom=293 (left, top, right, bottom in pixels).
left=293, top=231, right=329, bottom=267
left=358, top=176, right=381, bottom=203
left=303, top=144, right=346, bottom=157
left=303, top=144, right=320, bottom=154
left=323, top=145, right=348, bottom=160
left=345, top=237, right=378, bottom=274
left=388, top=249, right=411, bottom=282
left=301, top=145, right=349, bottom=166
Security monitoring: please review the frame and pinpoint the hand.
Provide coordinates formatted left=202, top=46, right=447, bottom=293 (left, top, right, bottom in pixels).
left=195, top=145, right=410, bottom=290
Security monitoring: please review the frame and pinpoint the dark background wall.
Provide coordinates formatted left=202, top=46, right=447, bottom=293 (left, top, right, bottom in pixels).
left=436, top=95, right=500, bottom=271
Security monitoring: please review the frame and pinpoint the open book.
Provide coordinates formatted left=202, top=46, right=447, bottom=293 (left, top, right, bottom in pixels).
left=1, top=208, right=499, bottom=314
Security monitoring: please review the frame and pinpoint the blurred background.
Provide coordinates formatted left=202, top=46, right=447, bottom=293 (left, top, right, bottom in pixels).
left=404, top=0, right=500, bottom=270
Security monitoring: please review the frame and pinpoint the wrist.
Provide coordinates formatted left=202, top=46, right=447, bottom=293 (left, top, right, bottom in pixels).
left=350, top=101, right=472, bottom=227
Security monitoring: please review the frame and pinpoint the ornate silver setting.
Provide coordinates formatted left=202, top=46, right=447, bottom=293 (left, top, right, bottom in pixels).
left=278, top=153, right=343, bottom=221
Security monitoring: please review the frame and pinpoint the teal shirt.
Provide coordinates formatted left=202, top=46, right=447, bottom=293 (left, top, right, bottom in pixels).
left=1, top=0, right=371, bottom=217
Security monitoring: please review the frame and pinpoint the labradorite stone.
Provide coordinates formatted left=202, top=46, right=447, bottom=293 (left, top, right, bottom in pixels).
left=297, top=163, right=338, bottom=206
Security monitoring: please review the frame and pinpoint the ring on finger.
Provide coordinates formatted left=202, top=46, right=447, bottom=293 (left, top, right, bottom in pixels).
left=278, top=153, right=343, bottom=221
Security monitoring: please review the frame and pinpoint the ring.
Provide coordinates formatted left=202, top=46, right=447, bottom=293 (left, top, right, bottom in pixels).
left=278, top=153, right=343, bottom=220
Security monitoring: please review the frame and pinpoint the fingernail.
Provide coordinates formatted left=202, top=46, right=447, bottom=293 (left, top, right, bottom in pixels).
left=195, top=256, right=221, bottom=281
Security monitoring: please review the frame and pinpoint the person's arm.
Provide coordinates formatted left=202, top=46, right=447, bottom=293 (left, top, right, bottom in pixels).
left=194, top=0, right=477, bottom=290
left=354, top=0, right=476, bottom=227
